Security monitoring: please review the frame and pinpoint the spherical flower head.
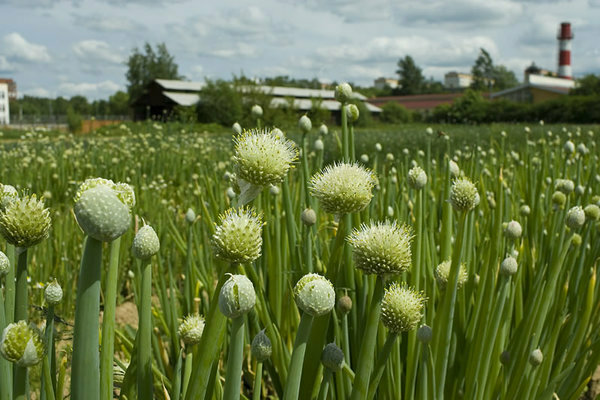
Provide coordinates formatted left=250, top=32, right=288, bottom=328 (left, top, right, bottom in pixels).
left=185, top=208, right=196, bottom=224
left=0, top=184, right=18, bottom=211
left=500, top=256, right=518, bottom=276
left=178, top=314, right=205, bottom=345
left=319, top=124, right=328, bottom=135
left=298, top=115, right=312, bottom=133
left=337, top=295, right=352, bottom=314
left=348, top=221, right=413, bottom=276
left=251, top=330, right=272, bottom=362
left=555, top=179, right=574, bottom=195
left=408, top=166, right=427, bottom=190
left=301, top=208, right=317, bottom=226
left=233, top=129, right=298, bottom=187
left=435, top=260, right=468, bottom=290
left=132, top=225, right=160, bottom=260
left=294, top=273, right=335, bottom=317
left=584, top=204, right=600, bottom=221
left=566, top=206, right=585, bottom=230
left=0, top=251, right=8, bottom=278
left=381, top=283, right=425, bottom=333
left=563, top=140, right=575, bottom=154
left=375, top=143, right=382, bottom=152
left=449, top=178, right=479, bottom=212
left=504, top=220, right=522, bottom=240
left=345, top=104, right=359, bottom=122
left=577, top=143, right=589, bottom=155
left=552, top=191, right=566, bottom=208
left=417, top=325, right=432, bottom=344
left=321, top=343, right=344, bottom=372
left=218, top=274, right=256, bottom=319
left=0, top=193, right=51, bottom=248
left=520, top=205, right=531, bottom=216
left=335, top=83, right=353, bottom=103
left=44, top=279, right=63, bottom=305
left=314, top=139, right=324, bottom=151
left=1, top=321, right=45, bottom=367
left=310, top=162, right=376, bottom=215
left=360, top=154, right=369, bottom=163
left=529, top=348, right=543, bottom=366
left=74, top=185, right=131, bottom=242
left=212, top=207, right=263, bottom=263
left=232, top=122, right=242, bottom=135
left=251, top=104, right=263, bottom=118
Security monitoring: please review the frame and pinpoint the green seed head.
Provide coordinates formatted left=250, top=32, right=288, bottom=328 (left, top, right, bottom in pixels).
left=449, top=178, right=479, bottom=212
left=520, top=205, right=531, bottom=216
left=301, top=208, right=317, bottom=226
left=584, top=204, right=600, bottom=221
left=417, top=325, right=433, bottom=344
left=132, top=225, right=160, bottom=259
left=566, top=206, right=585, bottom=230
left=212, top=207, right=263, bottom=263
left=233, top=129, right=298, bottom=187
left=529, top=348, right=543, bottom=366
left=321, top=343, right=344, bottom=372
left=0, top=321, right=45, bottom=367
left=74, top=185, right=131, bottom=242
left=408, top=166, right=427, bottom=190
left=435, top=260, right=468, bottom=290
left=552, top=191, right=566, bottom=208
left=178, top=314, right=205, bottom=346
left=335, top=82, right=353, bottom=103
left=44, top=279, right=63, bottom=305
left=294, top=273, right=335, bottom=317
left=218, top=274, right=256, bottom=319
left=251, top=104, right=263, bottom=118
left=348, top=221, right=413, bottom=276
left=500, top=256, right=518, bottom=276
left=0, top=194, right=51, bottom=248
left=0, top=184, right=18, bottom=211
left=345, top=104, right=360, bottom=122
left=504, top=220, right=522, bottom=240
left=381, top=283, right=426, bottom=333
left=251, top=330, right=272, bottom=362
left=337, top=295, right=352, bottom=314
left=298, top=115, right=312, bottom=133
left=310, top=162, right=376, bottom=215
left=0, top=251, right=8, bottom=278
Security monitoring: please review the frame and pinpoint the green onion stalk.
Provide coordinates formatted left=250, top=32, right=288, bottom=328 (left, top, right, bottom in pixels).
left=41, top=279, right=63, bottom=400
left=13, top=248, right=29, bottom=400
left=0, top=264, right=11, bottom=400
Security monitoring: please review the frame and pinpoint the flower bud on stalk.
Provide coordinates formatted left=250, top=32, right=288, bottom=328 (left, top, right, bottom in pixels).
left=179, top=314, right=205, bottom=346
left=0, top=321, right=45, bottom=367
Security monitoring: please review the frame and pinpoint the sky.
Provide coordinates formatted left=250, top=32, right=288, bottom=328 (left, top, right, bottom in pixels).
left=0, top=0, right=599, bottom=100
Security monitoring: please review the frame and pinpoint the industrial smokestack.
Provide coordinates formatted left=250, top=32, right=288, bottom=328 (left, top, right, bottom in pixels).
left=557, top=22, right=573, bottom=79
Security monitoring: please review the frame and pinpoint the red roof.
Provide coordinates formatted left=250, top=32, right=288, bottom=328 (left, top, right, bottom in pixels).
left=367, top=93, right=468, bottom=111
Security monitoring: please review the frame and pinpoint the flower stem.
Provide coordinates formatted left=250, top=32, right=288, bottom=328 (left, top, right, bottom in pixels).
left=367, top=332, right=398, bottom=398
left=252, top=361, right=263, bottom=400
left=223, top=317, right=245, bottom=400
left=349, top=276, right=384, bottom=400
left=41, top=305, right=55, bottom=400
left=317, top=368, right=332, bottom=400
left=137, top=258, right=154, bottom=399
left=42, top=355, right=56, bottom=400
left=0, top=280, right=12, bottom=400
left=4, top=244, right=15, bottom=324
left=100, top=237, right=121, bottom=400
left=13, top=248, right=28, bottom=400
left=71, top=236, right=102, bottom=400
left=181, top=347, right=193, bottom=400
left=283, top=312, right=314, bottom=400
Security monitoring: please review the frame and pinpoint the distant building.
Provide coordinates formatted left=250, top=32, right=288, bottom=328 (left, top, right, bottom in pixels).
left=0, top=82, right=9, bottom=125
left=444, top=72, right=473, bottom=89
left=367, top=93, right=471, bottom=114
left=374, top=77, right=399, bottom=90
left=132, top=79, right=381, bottom=121
left=0, top=78, right=17, bottom=101
left=490, top=73, right=574, bottom=104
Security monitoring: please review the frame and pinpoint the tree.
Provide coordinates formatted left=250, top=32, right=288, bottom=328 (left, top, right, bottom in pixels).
left=196, top=80, right=243, bottom=126
left=107, top=91, right=130, bottom=115
left=471, top=48, right=494, bottom=91
left=492, top=65, right=518, bottom=91
left=396, top=56, right=424, bottom=95
left=126, top=42, right=182, bottom=102
left=572, top=74, right=600, bottom=96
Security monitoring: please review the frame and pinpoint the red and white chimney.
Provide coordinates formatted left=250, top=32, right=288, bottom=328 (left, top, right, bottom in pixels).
left=557, top=22, right=573, bottom=79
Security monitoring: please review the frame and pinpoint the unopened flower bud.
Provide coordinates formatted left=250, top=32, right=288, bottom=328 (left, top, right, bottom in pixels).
left=435, top=260, right=468, bottom=290
left=408, top=166, right=427, bottom=189
left=299, top=115, right=312, bottom=133
left=0, top=184, right=18, bottom=211
left=337, top=295, right=352, bottom=314
left=500, top=351, right=511, bottom=365
left=44, top=279, right=63, bottom=305
left=178, top=314, right=205, bottom=345
left=294, top=273, right=335, bottom=317
left=500, top=257, right=518, bottom=276
left=251, top=105, right=263, bottom=118
left=319, top=124, right=328, bottom=135
left=321, top=343, right=344, bottom=372
left=345, top=104, right=359, bottom=122
left=529, top=349, right=543, bottom=366
left=0, top=321, right=45, bottom=367
left=449, top=178, right=478, bottom=212
left=566, top=206, right=585, bottom=230
left=417, top=324, right=433, bottom=344
left=314, top=139, right=324, bottom=151
left=375, top=143, right=382, bottom=152
left=269, top=185, right=280, bottom=196
left=74, top=185, right=130, bottom=242
left=335, top=83, right=353, bottom=103
left=132, top=225, right=160, bottom=260
left=301, top=208, right=317, bottom=226
left=552, top=191, right=566, bottom=208
left=563, top=141, right=575, bottom=154
left=219, top=274, right=256, bottom=319
left=504, top=220, right=522, bottom=240
left=251, top=330, right=272, bottom=362
left=449, top=160, right=460, bottom=177
left=555, top=179, right=574, bottom=194
left=185, top=208, right=196, bottom=223
left=0, top=251, right=9, bottom=278
left=584, top=204, right=600, bottom=221
left=520, top=205, right=531, bottom=216
left=360, top=154, right=369, bottom=163
left=232, top=122, right=242, bottom=135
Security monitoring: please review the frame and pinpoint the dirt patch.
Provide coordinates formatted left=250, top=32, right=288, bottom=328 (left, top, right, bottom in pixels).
left=114, top=301, right=139, bottom=329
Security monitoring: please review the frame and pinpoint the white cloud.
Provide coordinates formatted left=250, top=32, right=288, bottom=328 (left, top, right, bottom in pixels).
left=72, top=40, right=123, bottom=65
left=0, top=56, right=15, bottom=72
left=24, top=87, right=52, bottom=97
left=58, top=80, right=121, bottom=96
left=208, top=43, right=258, bottom=59
left=2, top=33, right=51, bottom=63
left=73, top=14, right=145, bottom=32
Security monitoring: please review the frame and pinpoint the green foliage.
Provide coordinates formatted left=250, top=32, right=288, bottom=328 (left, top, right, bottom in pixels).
left=470, top=48, right=519, bottom=91
left=572, top=74, right=600, bottom=96
left=126, top=42, right=182, bottom=103
left=381, top=102, right=413, bottom=124
left=492, top=65, right=519, bottom=90
left=396, top=55, right=424, bottom=95
left=108, top=91, right=130, bottom=116
left=66, top=106, right=82, bottom=133
left=196, top=80, right=243, bottom=126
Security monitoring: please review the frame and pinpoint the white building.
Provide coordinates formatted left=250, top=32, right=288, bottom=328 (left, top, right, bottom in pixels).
left=0, top=83, right=9, bottom=125
left=374, top=77, right=399, bottom=90
left=525, top=73, right=575, bottom=89
left=444, top=72, right=473, bottom=89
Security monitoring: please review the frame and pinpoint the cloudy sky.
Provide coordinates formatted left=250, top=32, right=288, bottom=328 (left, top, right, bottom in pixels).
left=1, top=0, right=599, bottom=100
